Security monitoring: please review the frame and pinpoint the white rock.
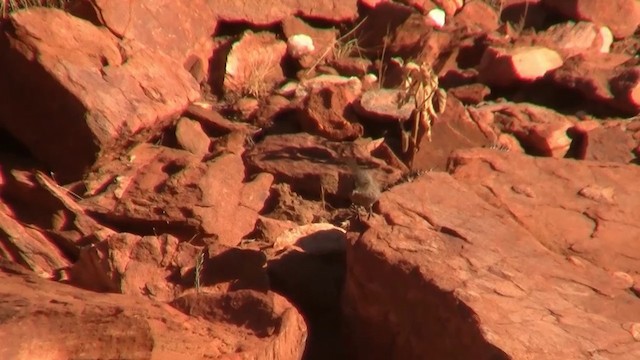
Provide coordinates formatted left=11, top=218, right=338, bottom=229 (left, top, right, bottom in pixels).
left=599, top=26, right=613, bottom=53
left=287, top=34, right=315, bottom=58
left=362, top=73, right=378, bottom=88
left=427, top=8, right=446, bottom=28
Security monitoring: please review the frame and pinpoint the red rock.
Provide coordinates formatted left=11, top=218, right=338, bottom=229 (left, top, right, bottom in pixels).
left=575, top=125, right=637, bottom=163
left=175, top=117, right=211, bottom=158
left=271, top=223, right=347, bottom=254
left=233, top=97, right=261, bottom=119
left=213, top=0, right=358, bottom=24
left=495, top=133, right=526, bottom=152
left=244, top=133, right=403, bottom=201
left=70, top=233, right=192, bottom=299
left=69, top=232, right=273, bottom=299
left=388, top=12, right=434, bottom=57
left=330, top=57, right=373, bottom=77
left=254, top=95, right=294, bottom=128
left=500, top=0, right=547, bottom=29
left=610, top=67, right=640, bottom=113
left=542, top=0, right=640, bottom=39
left=265, top=221, right=348, bottom=319
left=266, top=183, right=330, bottom=224
left=450, top=148, right=640, bottom=281
left=478, top=46, right=564, bottom=87
left=344, top=149, right=640, bottom=359
left=0, top=262, right=306, bottom=360
left=299, top=82, right=364, bottom=141
left=0, top=201, right=70, bottom=278
left=185, top=104, right=260, bottom=135
left=531, top=21, right=608, bottom=58
left=453, top=0, right=500, bottom=33
left=410, top=95, right=493, bottom=171
left=484, top=103, right=575, bottom=157
left=296, top=75, right=362, bottom=99
left=224, top=31, right=287, bottom=99
left=86, top=0, right=217, bottom=69
left=282, top=16, right=337, bottom=69
left=80, top=144, right=273, bottom=247
left=0, top=8, right=200, bottom=181
left=448, top=83, right=491, bottom=104
left=549, top=53, right=640, bottom=114
left=355, top=88, right=415, bottom=122
left=254, top=216, right=298, bottom=242
left=355, top=2, right=424, bottom=58
left=0, top=161, right=121, bottom=278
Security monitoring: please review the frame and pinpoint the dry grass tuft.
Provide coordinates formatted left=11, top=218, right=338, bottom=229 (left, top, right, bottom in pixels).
left=243, top=53, right=279, bottom=99
left=1, top=0, right=68, bottom=18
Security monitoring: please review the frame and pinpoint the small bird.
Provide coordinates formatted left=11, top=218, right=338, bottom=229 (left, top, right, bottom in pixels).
left=345, top=158, right=381, bottom=218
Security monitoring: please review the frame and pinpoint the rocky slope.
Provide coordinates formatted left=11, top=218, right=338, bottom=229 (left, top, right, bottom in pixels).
left=0, top=0, right=639, bottom=359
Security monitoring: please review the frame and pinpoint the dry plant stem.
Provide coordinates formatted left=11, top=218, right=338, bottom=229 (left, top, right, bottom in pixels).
left=377, top=24, right=391, bottom=89
left=241, top=52, right=277, bottom=99
left=194, top=251, right=204, bottom=294
left=514, top=1, right=530, bottom=33
left=397, top=62, right=447, bottom=162
left=304, top=16, right=368, bottom=76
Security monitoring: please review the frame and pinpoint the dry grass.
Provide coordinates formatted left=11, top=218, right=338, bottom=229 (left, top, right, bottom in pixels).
left=305, top=16, right=368, bottom=76
left=396, top=61, right=447, bottom=161
left=333, top=37, right=363, bottom=60
left=194, top=250, right=204, bottom=294
left=1, top=0, right=68, bottom=18
left=243, top=53, right=279, bottom=99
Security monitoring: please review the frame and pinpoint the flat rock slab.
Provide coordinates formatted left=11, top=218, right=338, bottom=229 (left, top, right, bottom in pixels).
left=89, top=0, right=217, bottom=64
left=0, top=261, right=306, bottom=360
left=449, top=148, right=640, bottom=276
left=343, top=149, right=640, bottom=359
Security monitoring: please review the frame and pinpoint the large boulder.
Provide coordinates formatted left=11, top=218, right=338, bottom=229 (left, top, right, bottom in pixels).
left=0, top=8, right=200, bottom=181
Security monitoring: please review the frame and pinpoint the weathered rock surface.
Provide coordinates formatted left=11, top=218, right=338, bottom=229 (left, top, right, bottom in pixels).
left=80, top=144, right=273, bottom=247
left=410, top=95, right=493, bottom=171
left=453, top=0, right=500, bottom=33
left=3, top=0, right=640, bottom=358
left=175, top=117, right=211, bottom=158
left=355, top=88, right=415, bottom=122
left=244, top=133, right=403, bottom=201
left=541, top=0, right=640, bottom=39
left=0, top=159, right=114, bottom=277
left=343, top=148, right=640, bottom=359
left=478, top=46, right=563, bottom=87
left=84, top=0, right=217, bottom=69
left=0, top=8, right=200, bottom=181
left=570, top=122, right=637, bottom=163
left=472, top=103, right=576, bottom=158
left=298, top=81, right=364, bottom=141
left=0, top=261, right=306, bottom=360
left=213, top=0, right=358, bottom=24
left=0, top=200, right=70, bottom=278
left=549, top=53, right=640, bottom=115
left=282, top=16, right=337, bottom=69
